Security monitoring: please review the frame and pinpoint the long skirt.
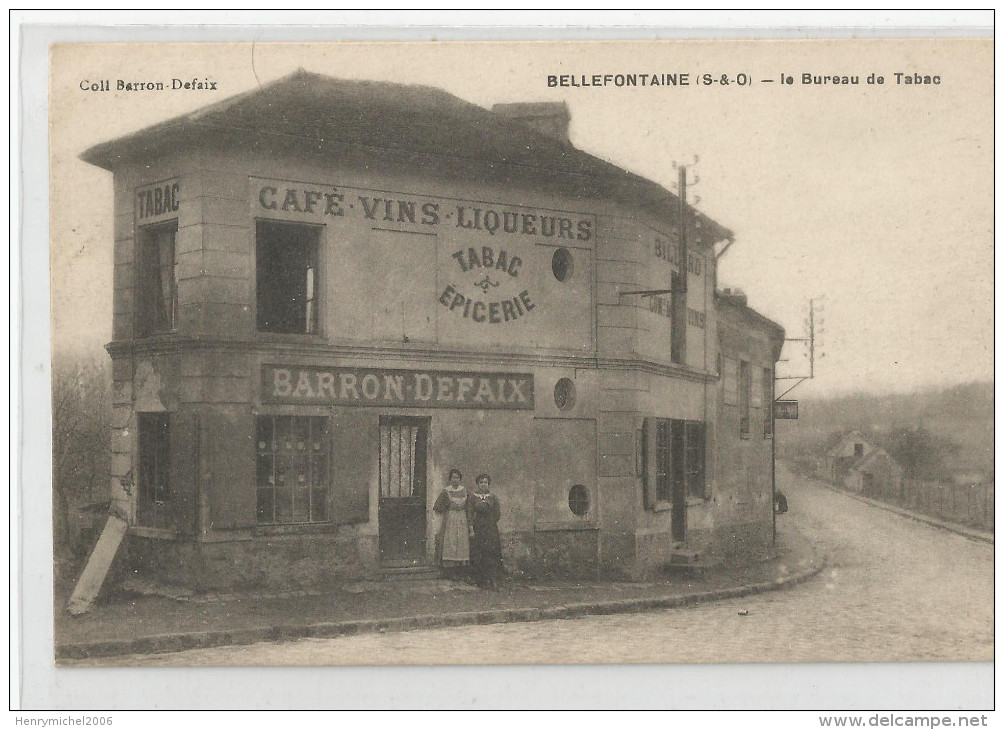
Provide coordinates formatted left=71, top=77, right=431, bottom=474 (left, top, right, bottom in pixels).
left=471, top=517, right=504, bottom=585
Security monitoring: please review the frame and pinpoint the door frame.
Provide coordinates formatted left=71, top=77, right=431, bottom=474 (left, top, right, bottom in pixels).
left=377, top=415, right=431, bottom=567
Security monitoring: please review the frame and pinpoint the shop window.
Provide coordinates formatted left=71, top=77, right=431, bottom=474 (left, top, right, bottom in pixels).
left=739, top=360, right=751, bottom=438
left=256, top=220, right=320, bottom=334
left=554, top=377, right=576, bottom=410
left=256, top=415, right=329, bottom=524
left=763, top=367, right=774, bottom=438
left=137, top=222, right=178, bottom=336
left=551, top=248, right=574, bottom=282
left=137, top=413, right=171, bottom=528
left=568, top=484, right=590, bottom=516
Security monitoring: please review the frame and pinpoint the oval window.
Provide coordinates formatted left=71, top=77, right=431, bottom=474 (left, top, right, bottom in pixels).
left=552, top=248, right=574, bottom=282
left=568, top=484, right=590, bottom=516
left=554, top=377, right=576, bottom=410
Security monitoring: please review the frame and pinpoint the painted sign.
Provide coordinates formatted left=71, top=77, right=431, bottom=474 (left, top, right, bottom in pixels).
left=136, top=178, right=180, bottom=224
left=262, top=365, right=534, bottom=409
left=253, top=179, right=593, bottom=242
left=439, top=245, right=536, bottom=325
left=774, top=400, right=799, bottom=419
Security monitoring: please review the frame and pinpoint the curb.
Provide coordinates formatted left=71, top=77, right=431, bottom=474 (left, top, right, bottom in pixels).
left=810, top=478, right=994, bottom=545
left=56, top=554, right=826, bottom=662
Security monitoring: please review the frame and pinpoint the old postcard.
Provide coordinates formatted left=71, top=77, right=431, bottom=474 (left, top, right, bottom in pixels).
left=39, top=35, right=992, bottom=705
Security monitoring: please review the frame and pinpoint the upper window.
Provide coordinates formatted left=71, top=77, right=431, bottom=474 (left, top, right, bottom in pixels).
left=551, top=248, right=574, bottom=282
left=256, top=220, right=320, bottom=334
left=138, top=222, right=178, bottom=336
left=739, top=360, right=751, bottom=438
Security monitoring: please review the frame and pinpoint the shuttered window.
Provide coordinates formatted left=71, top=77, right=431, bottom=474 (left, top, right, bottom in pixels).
left=643, top=417, right=707, bottom=507
left=739, top=360, right=751, bottom=438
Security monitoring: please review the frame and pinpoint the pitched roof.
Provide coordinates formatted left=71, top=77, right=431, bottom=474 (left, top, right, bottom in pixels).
left=80, top=70, right=732, bottom=243
left=850, top=447, right=901, bottom=473
left=825, top=430, right=874, bottom=457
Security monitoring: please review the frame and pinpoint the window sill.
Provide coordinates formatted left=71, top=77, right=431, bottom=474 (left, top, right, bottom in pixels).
left=651, top=500, right=672, bottom=513
left=534, top=520, right=598, bottom=532
left=130, top=526, right=178, bottom=540
left=253, top=522, right=338, bottom=537
left=135, top=330, right=180, bottom=341
left=256, top=331, right=326, bottom=343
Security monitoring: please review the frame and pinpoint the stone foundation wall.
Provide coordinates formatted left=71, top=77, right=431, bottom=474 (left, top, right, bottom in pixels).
left=529, top=529, right=599, bottom=580
left=122, top=531, right=377, bottom=592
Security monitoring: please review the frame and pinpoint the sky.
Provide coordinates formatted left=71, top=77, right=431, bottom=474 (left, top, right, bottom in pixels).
left=48, top=39, right=993, bottom=398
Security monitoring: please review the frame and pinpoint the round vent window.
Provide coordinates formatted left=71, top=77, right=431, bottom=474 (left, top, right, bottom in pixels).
left=554, top=378, right=576, bottom=410
left=568, top=485, right=590, bottom=516
left=552, top=248, right=574, bottom=282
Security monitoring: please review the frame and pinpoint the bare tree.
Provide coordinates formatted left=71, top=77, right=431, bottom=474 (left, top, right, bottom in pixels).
left=51, top=353, right=111, bottom=562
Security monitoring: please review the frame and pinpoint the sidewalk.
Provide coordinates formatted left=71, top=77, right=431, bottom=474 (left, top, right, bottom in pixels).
left=55, top=526, right=823, bottom=663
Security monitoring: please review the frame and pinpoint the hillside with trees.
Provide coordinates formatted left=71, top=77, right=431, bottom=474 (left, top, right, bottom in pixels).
left=775, top=381, right=993, bottom=481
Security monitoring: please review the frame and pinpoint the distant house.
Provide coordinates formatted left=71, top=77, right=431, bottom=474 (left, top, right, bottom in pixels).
left=825, top=431, right=876, bottom=482
left=844, top=447, right=904, bottom=497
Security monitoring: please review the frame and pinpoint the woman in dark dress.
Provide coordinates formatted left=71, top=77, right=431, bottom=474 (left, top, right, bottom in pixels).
left=467, top=473, right=504, bottom=588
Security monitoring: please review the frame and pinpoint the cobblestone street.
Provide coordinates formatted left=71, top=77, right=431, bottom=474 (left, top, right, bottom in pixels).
left=98, top=466, right=993, bottom=666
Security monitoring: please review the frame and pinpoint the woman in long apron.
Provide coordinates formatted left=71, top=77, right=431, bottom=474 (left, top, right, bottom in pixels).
left=433, top=468, right=471, bottom=579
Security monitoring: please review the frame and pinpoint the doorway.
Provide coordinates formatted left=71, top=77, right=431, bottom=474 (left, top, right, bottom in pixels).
left=378, top=416, right=429, bottom=566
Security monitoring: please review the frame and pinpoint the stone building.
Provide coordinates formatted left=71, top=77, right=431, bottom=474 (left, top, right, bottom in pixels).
left=77, top=70, right=784, bottom=592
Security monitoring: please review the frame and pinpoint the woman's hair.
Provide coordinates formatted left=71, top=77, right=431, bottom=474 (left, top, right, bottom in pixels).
left=448, top=468, right=463, bottom=480
left=475, top=473, right=491, bottom=485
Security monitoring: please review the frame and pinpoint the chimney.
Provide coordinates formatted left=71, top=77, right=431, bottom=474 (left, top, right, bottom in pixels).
left=492, top=102, right=571, bottom=143
left=720, top=288, right=748, bottom=307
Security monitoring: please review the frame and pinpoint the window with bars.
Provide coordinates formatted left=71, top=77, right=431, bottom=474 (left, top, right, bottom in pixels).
left=256, top=220, right=320, bottom=335
left=138, top=222, right=178, bottom=336
left=255, top=415, right=329, bottom=524
left=379, top=419, right=428, bottom=500
left=138, top=413, right=171, bottom=528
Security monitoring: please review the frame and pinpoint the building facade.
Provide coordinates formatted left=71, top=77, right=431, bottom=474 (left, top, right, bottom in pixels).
left=80, top=71, right=784, bottom=591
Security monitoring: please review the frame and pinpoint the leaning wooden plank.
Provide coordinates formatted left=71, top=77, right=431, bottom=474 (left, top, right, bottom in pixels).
left=66, top=514, right=128, bottom=616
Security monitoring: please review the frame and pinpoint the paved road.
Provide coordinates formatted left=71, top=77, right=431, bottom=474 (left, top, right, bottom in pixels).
left=104, top=466, right=993, bottom=665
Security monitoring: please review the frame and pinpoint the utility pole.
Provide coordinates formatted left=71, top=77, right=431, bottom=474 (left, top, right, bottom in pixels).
left=776, top=296, right=824, bottom=400
left=772, top=296, right=824, bottom=544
